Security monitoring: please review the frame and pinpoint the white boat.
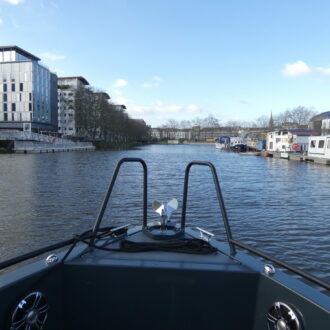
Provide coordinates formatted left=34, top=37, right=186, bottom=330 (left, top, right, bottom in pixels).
left=215, top=136, right=230, bottom=150
left=308, top=135, right=330, bottom=159
left=229, top=136, right=246, bottom=147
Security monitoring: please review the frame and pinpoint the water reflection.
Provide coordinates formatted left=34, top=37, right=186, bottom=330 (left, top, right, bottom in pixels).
left=0, top=145, right=329, bottom=283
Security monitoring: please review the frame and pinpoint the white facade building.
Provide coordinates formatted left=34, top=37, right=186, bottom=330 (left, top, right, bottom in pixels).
left=308, top=136, right=330, bottom=159
left=267, top=129, right=317, bottom=152
left=57, top=76, right=89, bottom=136
left=0, top=45, right=58, bottom=131
left=321, top=119, right=330, bottom=132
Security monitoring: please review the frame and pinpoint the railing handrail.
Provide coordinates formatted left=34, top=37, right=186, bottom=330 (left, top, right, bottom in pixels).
left=90, top=158, right=148, bottom=245
left=181, top=161, right=236, bottom=255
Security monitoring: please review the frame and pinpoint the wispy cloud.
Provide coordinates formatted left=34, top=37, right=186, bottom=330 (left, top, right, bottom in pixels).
left=11, top=17, right=19, bottom=28
left=115, top=98, right=202, bottom=126
left=282, top=60, right=312, bottom=77
left=0, top=0, right=24, bottom=5
left=235, top=99, right=249, bottom=105
left=186, top=104, right=200, bottom=113
left=113, top=78, right=128, bottom=88
left=282, top=60, right=330, bottom=77
left=39, top=52, right=65, bottom=61
left=142, top=75, right=163, bottom=88
left=315, top=67, right=330, bottom=76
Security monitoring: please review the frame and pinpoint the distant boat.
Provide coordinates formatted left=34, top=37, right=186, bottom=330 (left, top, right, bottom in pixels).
left=229, top=136, right=246, bottom=148
left=215, top=136, right=230, bottom=150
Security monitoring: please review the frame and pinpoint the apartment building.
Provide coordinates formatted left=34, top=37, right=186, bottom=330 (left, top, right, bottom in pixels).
left=57, top=76, right=89, bottom=136
left=0, top=45, right=58, bottom=131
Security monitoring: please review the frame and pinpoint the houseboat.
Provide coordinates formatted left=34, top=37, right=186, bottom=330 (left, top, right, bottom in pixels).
left=307, top=135, right=330, bottom=164
left=267, top=129, right=318, bottom=153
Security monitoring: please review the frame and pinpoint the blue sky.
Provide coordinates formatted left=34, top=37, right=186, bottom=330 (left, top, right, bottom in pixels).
left=1, top=0, right=330, bottom=127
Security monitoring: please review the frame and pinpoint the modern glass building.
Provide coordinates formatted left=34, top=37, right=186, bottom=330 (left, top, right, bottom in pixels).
left=0, top=45, right=58, bottom=131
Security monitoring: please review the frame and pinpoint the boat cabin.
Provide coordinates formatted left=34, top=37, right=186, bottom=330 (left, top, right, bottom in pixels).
left=308, top=136, right=330, bottom=159
left=267, top=129, right=318, bottom=152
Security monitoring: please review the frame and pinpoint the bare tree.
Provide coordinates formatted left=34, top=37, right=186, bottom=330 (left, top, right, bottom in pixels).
left=286, top=106, right=317, bottom=126
left=202, top=114, right=220, bottom=128
left=255, top=115, right=269, bottom=128
left=180, top=120, right=192, bottom=129
left=164, top=119, right=180, bottom=129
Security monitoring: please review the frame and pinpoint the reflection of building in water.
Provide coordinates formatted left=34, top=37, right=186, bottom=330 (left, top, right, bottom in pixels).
left=0, top=45, right=58, bottom=132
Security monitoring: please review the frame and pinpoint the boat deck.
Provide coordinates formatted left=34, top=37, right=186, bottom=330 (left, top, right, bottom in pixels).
left=68, top=231, right=253, bottom=273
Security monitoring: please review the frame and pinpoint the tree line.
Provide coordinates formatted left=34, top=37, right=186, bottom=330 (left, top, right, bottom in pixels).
left=160, top=107, right=317, bottom=130
left=73, top=86, right=150, bottom=142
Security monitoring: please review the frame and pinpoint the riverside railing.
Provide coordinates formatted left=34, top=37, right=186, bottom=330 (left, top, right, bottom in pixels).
left=0, top=131, right=93, bottom=148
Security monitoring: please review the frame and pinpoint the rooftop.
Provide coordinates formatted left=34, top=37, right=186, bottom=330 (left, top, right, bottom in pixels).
left=0, top=45, right=40, bottom=61
left=58, top=76, right=90, bottom=86
left=94, top=92, right=111, bottom=100
left=274, top=129, right=319, bottom=136
left=310, top=111, right=330, bottom=121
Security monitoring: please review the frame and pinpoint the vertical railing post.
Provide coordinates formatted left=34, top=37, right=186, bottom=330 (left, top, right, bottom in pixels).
left=90, top=158, right=147, bottom=245
left=181, top=161, right=236, bottom=255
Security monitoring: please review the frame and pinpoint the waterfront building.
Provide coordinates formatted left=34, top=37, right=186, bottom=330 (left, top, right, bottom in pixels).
left=267, top=129, right=318, bottom=152
left=309, top=111, right=330, bottom=135
left=151, top=127, right=192, bottom=141
left=57, top=76, right=89, bottom=136
left=0, top=46, right=58, bottom=132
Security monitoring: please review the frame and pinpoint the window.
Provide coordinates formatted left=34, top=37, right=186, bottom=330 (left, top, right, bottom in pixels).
left=29, top=103, right=32, bottom=111
left=11, top=113, right=15, bottom=121
left=276, top=138, right=280, bottom=143
left=11, top=83, right=15, bottom=92
left=12, top=103, right=16, bottom=112
left=4, top=113, right=8, bottom=121
left=29, top=93, right=32, bottom=101
left=282, top=145, right=285, bottom=149
left=310, top=140, right=316, bottom=148
left=20, top=83, right=23, bottom=92
left=318, top=140, right=325, bottom=148
left=327, top=140, right=330, bottom=149
left=3, top=84, right=7, bottom=92
left=3, top=103, right=7, bottom=112
left=3, top=94, right=7, bottom=102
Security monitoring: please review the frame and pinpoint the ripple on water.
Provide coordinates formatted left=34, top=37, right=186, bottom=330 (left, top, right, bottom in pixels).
left=0, top=146, right=329, bottom=283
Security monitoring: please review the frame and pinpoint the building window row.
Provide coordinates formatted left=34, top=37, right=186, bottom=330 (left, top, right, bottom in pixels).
left=2, top=102, right=32, bottom=112
left=2, top=82, right=24, bottom=92
left=2, top=112, right=27, bottom=122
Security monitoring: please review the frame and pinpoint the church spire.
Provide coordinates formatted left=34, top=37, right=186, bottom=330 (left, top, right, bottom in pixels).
left=268, top=112, right=274, bottom=130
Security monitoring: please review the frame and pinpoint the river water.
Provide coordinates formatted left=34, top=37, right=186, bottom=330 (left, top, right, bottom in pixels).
left=0, top=144, right=329, bottom=283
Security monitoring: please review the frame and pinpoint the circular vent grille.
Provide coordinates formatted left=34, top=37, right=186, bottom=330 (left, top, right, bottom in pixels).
left=267, top=302, right=303, bottom=330
left=9, top=291, right=48, bottom=330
